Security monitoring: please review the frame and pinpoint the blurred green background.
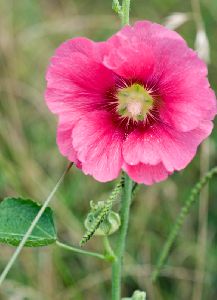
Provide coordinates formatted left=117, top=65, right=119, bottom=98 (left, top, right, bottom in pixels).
left=0, top=0, right=217, bottom=299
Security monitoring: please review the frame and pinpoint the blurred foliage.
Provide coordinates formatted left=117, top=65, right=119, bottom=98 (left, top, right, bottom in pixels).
left=0, top=0, right=216, bottom=299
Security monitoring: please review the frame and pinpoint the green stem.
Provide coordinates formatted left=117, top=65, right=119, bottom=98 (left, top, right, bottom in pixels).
left=112, top=173, right=133, bottom=300
left=56, top=240, right=106, bottom=260
left=151, top=166, right=217, bottom=282
left=104, top=236, right=116, bottom=262
left=121, top=0, right=131, bottom=25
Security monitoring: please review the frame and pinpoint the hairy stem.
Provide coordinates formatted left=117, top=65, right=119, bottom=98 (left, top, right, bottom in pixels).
left=56, top=240, right=106, bottom=260
left=121, top=0, right=131, bottom=25
left=151, top=166, right=217, bottom=282
left=0, top=163, right=73, bottom=287
left=104, top=236, right=116, bottom=262
left=112, top=173, right=133, bottom=299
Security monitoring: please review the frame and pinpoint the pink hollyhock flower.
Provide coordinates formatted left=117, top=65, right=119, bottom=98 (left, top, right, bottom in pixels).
left=45, top=21, right=216, bottom=185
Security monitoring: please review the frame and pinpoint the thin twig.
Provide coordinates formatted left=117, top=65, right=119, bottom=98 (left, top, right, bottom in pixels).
left=56, top=240, right=105, bottom=260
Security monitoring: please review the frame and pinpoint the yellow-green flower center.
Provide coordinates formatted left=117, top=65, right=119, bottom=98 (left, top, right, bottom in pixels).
left=116, top=83, right=154, bottom=122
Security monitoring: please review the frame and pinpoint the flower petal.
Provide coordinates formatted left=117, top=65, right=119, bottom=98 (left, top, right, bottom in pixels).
left=54, top=37, right=94, bottom=58
left=72, top=111, right=124, bottom=182
left=103, top=20, right=183, bottom=81
left=103, top=42, right=155, bottom=81
left=124, top=162, right=169, bottom=185
left=123, top=121, right=213, bottom=172
left=56, top=116, right=79, bottom=163
left=45, top=51, right=115, bottom=118
left=158, top=51, right=217, bottom=131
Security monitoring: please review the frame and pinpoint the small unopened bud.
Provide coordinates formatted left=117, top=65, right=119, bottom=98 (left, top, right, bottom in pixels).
left=132, top=290, right=146, bottom=300
left=84, top=201, right=121, bottom=237
left=122, top=290, right=146, bottom=300
left=95, top=211, right=121, bottom=236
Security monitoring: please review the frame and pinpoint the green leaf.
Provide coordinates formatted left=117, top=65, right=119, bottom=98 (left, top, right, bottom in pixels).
left=0, top=197, right=57, bottom=247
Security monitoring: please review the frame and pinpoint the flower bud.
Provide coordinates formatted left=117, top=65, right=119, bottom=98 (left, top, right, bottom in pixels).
left=132, top=290, right=146, bottom=300
left=84, top=201, right=121, bottom=237
left=122, top=290, right=146, bottom=300
left=95, top=211, right=121, bottom=236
